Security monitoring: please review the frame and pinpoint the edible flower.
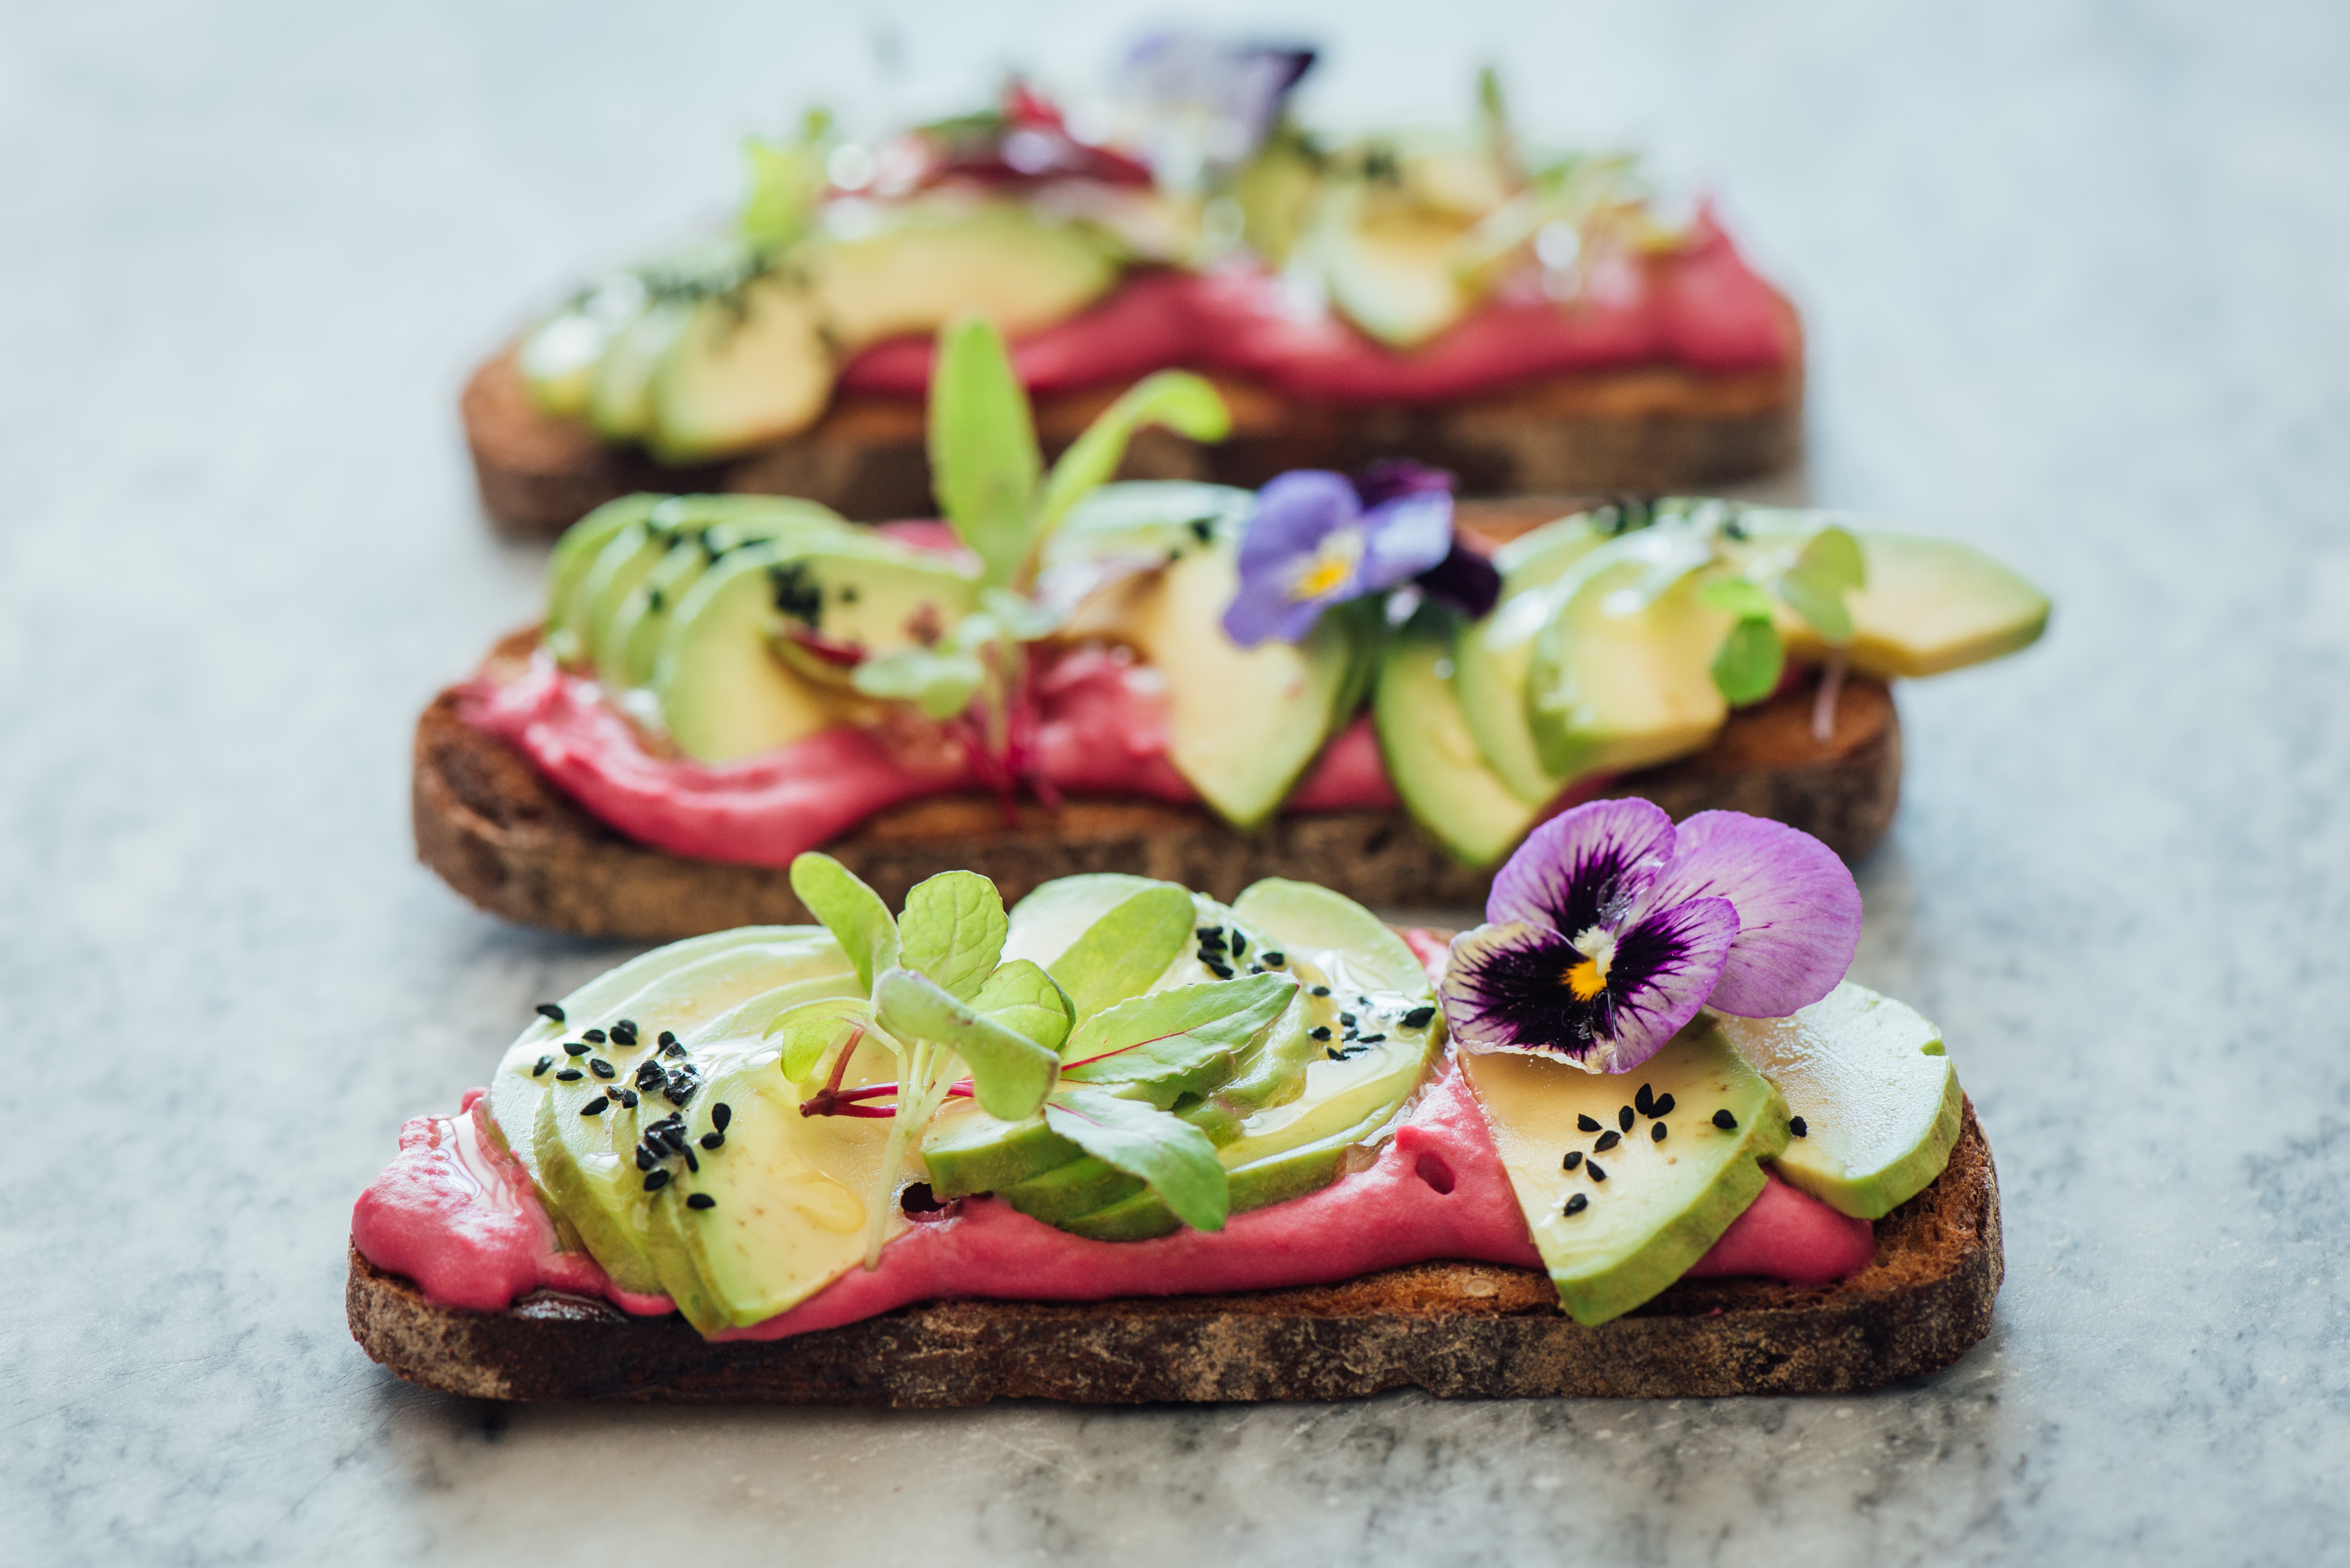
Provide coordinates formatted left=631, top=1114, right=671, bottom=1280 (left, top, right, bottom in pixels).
left=1114, top=33, right=1317, bottom=182
left=1440, top=800, right=1862, bottom=1073
left=1220, top=462, right=1499, bottom=646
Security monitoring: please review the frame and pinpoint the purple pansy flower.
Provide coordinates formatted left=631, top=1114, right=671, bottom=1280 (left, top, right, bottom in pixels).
left=1116, top=34, right=1316, bottom=174
left=1440, top=799, right=1862, bottom=1073
left=1221, top=468, right=1453, bottom=647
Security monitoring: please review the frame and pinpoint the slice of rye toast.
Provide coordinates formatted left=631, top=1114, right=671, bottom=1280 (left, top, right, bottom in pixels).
left=463, top=323, right=1804, bottom=536
left=346, top=1100, right=1998, bottom=1404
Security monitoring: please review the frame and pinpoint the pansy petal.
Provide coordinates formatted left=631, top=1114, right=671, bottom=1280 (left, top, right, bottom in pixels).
left=1581, top=895, right=1739, bottom=1073
left=1219, top=572, right=1306, bottom=647
left=1351, top=458, right=1454, bottom=509
left=1357, top=490, right=1456, bottom=592
left=1487, top=797, right=1676, bottom=934
left=1236, top=470, right=1355, bottom=571
left=1439, top=921, right=1596, bottom=1058
left=1635, top=810, right=1861, bottom=1018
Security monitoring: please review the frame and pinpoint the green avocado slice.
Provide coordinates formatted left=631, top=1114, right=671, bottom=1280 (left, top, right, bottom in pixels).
left=1374, top=607, right=1544, bottom=866
left=1452, top=512, right=1614, bottom=804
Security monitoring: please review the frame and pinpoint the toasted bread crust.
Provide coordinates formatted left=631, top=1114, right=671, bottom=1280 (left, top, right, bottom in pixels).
left=347, top=1102, right=1996, bottom=1404
left=464, top=340, right=1803, bottom=536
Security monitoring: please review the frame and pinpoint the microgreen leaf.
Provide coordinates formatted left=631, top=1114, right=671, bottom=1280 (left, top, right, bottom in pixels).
left=1711, top=615, right=1785, bottom=706
left=1042, top=1087, right=1229, bottom=1232
left=1777, top=525, right=1866, bottom=645
left=788, top=853, right=899, bottom=992
left=973, top=959, right=1075, bottom=1056
left=740, top=109, right=832, bottom=256
left=872, top=967, right=1056, bottom=1120
left=1046, top=885, right=1200, bottom=1022
left=928, top=317, right=1041, bottom=588
left=1059, top=973, right=1298, bottom=1109
left=897, top=870, right=1010, bottom=1003
left=770, top=996, right=877, bottom=1083
left=1034, top=372, right=1232, bottom=538
left=1697, top=576, right=1775, bottom=621
left=850, top=646, right=985, bottom=720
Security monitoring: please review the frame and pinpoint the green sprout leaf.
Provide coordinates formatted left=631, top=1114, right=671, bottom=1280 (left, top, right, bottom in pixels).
left=770, top=996, right=876, bottom=1083
left=897, top=870, right=1009, bottom=1003
left=1059, top=974, right=1298, bottom=1109
left=1034, top=371, right=1231, bottom=537
left=1042, top=1087, right=1229, bottom=1232
left=1047, top=885, right=1200, bottom=1022
left=972, top=959, right=1074, bottom=1056
left=1710, top=615, right=1785, bottom=706
left=850, top=646, right=985, bottom=720
left=788, top=853, right=899, bottom=992
left=1777, top=525, right=1866, bottom=645
left=872, top=967, right=1056, bottom=1120
left=740, top=109, right=832, bottom=256
left=1697, top=576, right=1775, bottom=622
left=928, top=317, right=1041, bottom=587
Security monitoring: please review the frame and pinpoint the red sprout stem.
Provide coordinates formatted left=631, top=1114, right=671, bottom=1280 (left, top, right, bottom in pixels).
left=1811, top=654, right=1847, bottom=744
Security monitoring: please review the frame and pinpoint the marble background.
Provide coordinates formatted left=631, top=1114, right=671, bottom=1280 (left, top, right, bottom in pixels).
left=4, top=0, right=2345, bottom=1561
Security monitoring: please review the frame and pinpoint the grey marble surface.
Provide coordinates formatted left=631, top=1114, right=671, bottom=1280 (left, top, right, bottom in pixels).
left=4, top=0, right=2345, bottom=1562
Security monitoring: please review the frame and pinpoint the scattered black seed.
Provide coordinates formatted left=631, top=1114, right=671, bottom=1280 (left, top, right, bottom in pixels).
left=1402, top=1006, right=1435, bottom=1030
left=1250, top=965, right=1265, bottom=975
left=589, top=1059, right=616, bottom=1080
left=686, top=1193, right=715, bottom=1210
left=635, top=1060, right=666, bottom=1091
left=1206, top=962, right=1235, bottom=980
left=535, top=1003, right=566, bottom=1024
left=1712, top=1109, right=1739, bottom=1131
left=1339, top=1012, right=1358, bottom=1028
left=665, top=1068, right=701, bottom=1106
left=1587, top=1160, right=1608, bottom=1183
left=1652, top=1092, right=1676, bottom=1118
left=579, top=1096, right=608, bottom=1116
left=1561, top=1151, right=1583, bottom=1171
left=610, top=1021, right=638, bottom=1046
left=683, top=1147, right=700, bottom=1173
left=1231, top=933, right=1248, bottom=957
left=1196, top=927, right=1226, bottom=947
left=531, top=1056, right=553, bottom=1077
left=1790, top=1116, right=1808, bottom=1138
left=1564, top=1193, right=1589, bottom=1216
left=1594, top=1130, right=1621, bottom=1153
left=1618, top=1106, right=1636, bottom=1133
left=1310, top=1026, right=1332, bottom=1041
left=1262, top=951, right=1285, bottom=967
left=700, top=1131, right=724, bottom=1150
left=1652, top=1122, right=1668, bottom=1143
left=634, top=1145, right=654, bottom=1171
left=583, top=1029, right=607, bottom=1044
left=643, top=1169, right=671, bottom=1191
left=656, top=1124, right=689, bottom=1155
left=563, top=1041, right=591, bottom=1057
left=1311, top=985, right=1332, bottom=997
left=618, top=1089, right=639, bottom=1109
left=555, top=1068, right=583, bottom=1082
left=1357, top=1033, right=1385, bottom=1045
left=1635, top=1083, right=1656, bottom=1117
left=1326, top=1047, right=1344, bottom=1061
left=658, top=1030, right=678, bottom=1048
left=712, top=1102, right=733, bottom=1131
left=1577, top=1113, right=1603, bottom=1133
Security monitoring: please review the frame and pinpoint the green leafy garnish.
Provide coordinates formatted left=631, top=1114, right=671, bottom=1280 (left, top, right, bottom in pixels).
left=1033, top=372, right=1232, bottom=535
left=870, top=968, right=1058, bottom=1120
left=1700, top=575, right=1785, bottom=706
left=787, top=853, right=899, bottom=992
left=740, top=109, right=833, bottom=257
left=929, top=318, right=1043, bottom=588
left=1042, top=1087, right=1229, bottom=1233
left=1047, top=885, right=1200, bottom=1022
left=850, top=645, right=987, bottom=719
left=1059, top=974, right=1299, bottom=1108
left=971, top=959, right=1075, bottom=1056
left=1777, top=525, right=1866, bottom=645
left=896, top=870, right=1009, bottom=1003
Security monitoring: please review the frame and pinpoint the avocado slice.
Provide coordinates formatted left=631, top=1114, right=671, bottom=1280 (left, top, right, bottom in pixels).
left=1461, top=1016, right=1791, bottom=1326
left=1808, top=529, right=2049, bottom=677
left=546, top=495, right=663, bottom=667
left=1713, top=983, right=1964, bottom=1219
left=607, top=500, right=846, bottom=689
left=1316, top=203, right=1478, bottom=348
left=802, top=200, right=1121, bottom=352
left=587, top=298, right=691, bottom=442
left=647, top=275, right=836, bottom=464
left=1374, top=605, right=1542, bottom=866
left=571, top=519, right=689, bottom=689
left=651, top=542, right=852, bottom=763
left=757, top=533, right=981, bottom=689
left=1453, top=512, right=1614, bottom=804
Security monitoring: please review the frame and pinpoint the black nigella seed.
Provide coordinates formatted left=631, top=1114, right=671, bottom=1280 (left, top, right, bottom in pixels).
left=1310, top=1026, right=1332, bottom=1041
left=1311, top=986, right=1332, bottom=998
left=712, top=1102, right=732, bottom=1131
left=657, top=1125, right=689, bottom=1154
left=618, top=1089, right=639, bottom=1109
left=1790, top=1116, right=1809, bottom=1138
left=579, top=1096, right=608, bottom=1117
left=1564, top=1193, right=1589, bottom=1216
left=1652, top=1122, right=1668, bottom=1143
left=1327, top=1047, right=1344, bottom=1062
left=583, top=1029, right=606, bottom=1044
left=1262, top=951, right=1285, bottom=967
left=658, top=1030, right=678, bottom=1048
left=700, top=1131, right=724, bottom=1150
left=1713, top=1109, right=1739, bottom=1131
left=1577, top=1113, right=1603, bottom=1133
left=1594, top=1130, right=1621, bottom=1153
left=683, top=1147, right=700, bottom=1173
left=531, top=1056, right=553, bottom=1077
left=589, top=1059, right=616, bottom=1079
left=1231, top=933, right=1248, bottom=957
left=1339, top=1013, right=1358, bottom=1029
left=1635, top=1083, right=1656, bottom=1117
left=1618, top=1106, right=1636, bottom=1133
left=1652, top=1093, right=1676, bottom=1118
left=1208, top=964, right=1235, bottom=980
left=563, top=1041, right=590, bottom=1057
left=555, top=1068, right=583, bottom=1082
left=663, top=1041, right=687, bottom=1058
left=635, top=1060, right=665, bottom=1091
left=1587, top=1160, right=1608, bottom=1183
left=535, top=1003, right=566, bottom=1024
left=1357, top=1033, right=1385, bottom=1045
left=610, top=1022, right=638, bottom=1046
left=1196, top=926, right=1225, bottom=946
left=634, top=1145, right=654, bottom=1171
left=643, top=1169, right=671, bottom=1192
left=1402, top=1006, right=1435, bottom=1030
left=686, top=1194, right=715, bottom=1210
left=1561, top=1151, right=1583, bottom=1171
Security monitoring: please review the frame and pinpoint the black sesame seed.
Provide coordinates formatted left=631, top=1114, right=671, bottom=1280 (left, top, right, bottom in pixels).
left=581, top=1028, right=605, bottom=1044
left=589, top=1059, right=616, bottom=1080
left=643, top=1169, right=671, bottom=1191
left=1713, top=1108, right=1739, bottom=1131
left=1594, top=1130, right=1621, bottom=1153
left=635, top=1060, right=666, bottom=1091
left=1262, top=951, right=1285, bottom=967
left=1790, top=1116, right=1808, bottom=1138
left=618, top=1089, right=639, bottom=1109
left=1402, top=1006, right=1435, bottom=1030
left=1561, top=1151, right=1583, bottom=1171
left=1635, top=1083, right=1656, bottom=1117
left=656, top=1125, right=689, bottom=1154
left=1357, top=1033, right=1385, bottom=1045
left=1618, top=1106, right=1636, bottom=1133
left=663, top=1041, right=686, bottom=1058
left=1197, top=925, right=1225, bottom=945
left=1652, top=1092, right=1676, bottom=1118
left=555, top=1068, right=583, bottom=1082
left=1310, top=1026, right=1332, bottom=1041
left=563, top=1041, right=590, bottom=1057
left=683, top=1147, right=700, bottom=1173
left=610, top=1022, right=638, bottom=1046
left=712, top=1102, right=732, bottom=1131
left=1327, top=1047, right=1345, bottom=1062
left=686, top=1193, right=716, bottom=1210
left=535, top=1003, right=566, bottom=1024
left=1564, top=1193, right=1589, bottom=1216
left=1652, top=1122, right=1668, bottom=1143
left=579, top=1096, right=608, bottom=1116
left=658, top=1030, right=678, bottom=1048
left=1206, top=962, right=1235, bottom=980
left=1587, top=1160, right=1608, bottom=1183
left=531, top=1056, right=553, bottom=1077
left=1577, top=1113, right=1603, bottom=1133
left=700, top=1131, right=724, bottom=1150
left=634, top=1145, right=654, bottom=1171
left=1311, top=985, right=1332, bottom=997
left=1230, top=934, right=1247, bottom=957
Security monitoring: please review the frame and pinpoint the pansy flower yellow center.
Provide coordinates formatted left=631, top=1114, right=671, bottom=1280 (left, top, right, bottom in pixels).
left=1288, top=529, right=1364, bottom=602
left=1564, top=925, right=1617, bottom=1001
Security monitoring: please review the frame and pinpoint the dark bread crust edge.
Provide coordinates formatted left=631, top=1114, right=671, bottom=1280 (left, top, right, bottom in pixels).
left=346, top=1102, right=1998, bottom=1404
left=412, top=630, right=1900, bottom=941
left=463, top=334, right=1804, bottom=536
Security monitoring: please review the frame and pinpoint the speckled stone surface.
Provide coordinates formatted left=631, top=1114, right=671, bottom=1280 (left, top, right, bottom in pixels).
left=3, top=1, right=2345, bottom=1563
